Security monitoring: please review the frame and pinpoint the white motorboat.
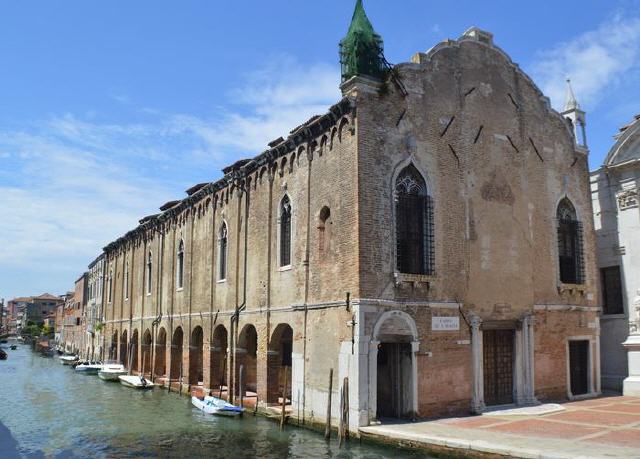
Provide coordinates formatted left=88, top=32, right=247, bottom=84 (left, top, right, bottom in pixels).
left=191, top=395, right=243, bottom=417
left=118, top=374, right=155, bottom=389
left=59, top=354, right=78, bottom=365
left=98, top=364, right=127, bottom=381
left=75, top=362, right=103, bottom=374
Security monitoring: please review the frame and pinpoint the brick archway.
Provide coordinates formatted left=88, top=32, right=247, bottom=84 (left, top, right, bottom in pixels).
left=236, top=324, right=258, bottom=395
left=210, top=325, right=228, bottom=394
left=189, top=326, right=204, bottom=385
left=170, top=327, right=184, bottom=381
left=154, top=327, right=167, bottom=378
left=267, top=323, right=293, bottom=405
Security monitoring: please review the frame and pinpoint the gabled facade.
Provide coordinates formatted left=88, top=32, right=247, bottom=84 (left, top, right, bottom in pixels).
left=99, top=2, right=600, bottom=429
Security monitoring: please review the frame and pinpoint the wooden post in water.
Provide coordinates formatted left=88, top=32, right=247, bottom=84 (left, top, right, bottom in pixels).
left=239, top=364, right=244, bottom=409
left=343, top=377, right=349, bottom=441
left=324, top=368, right=333, bottom=440
left=279, top=366, right=288, bottom=431
left=338, top=377, right=349, bottom=447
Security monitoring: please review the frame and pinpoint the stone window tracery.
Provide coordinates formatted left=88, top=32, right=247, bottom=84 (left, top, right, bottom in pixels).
left=395, top=164, right=434, bottom=275
left=557, top=198, right=584, bottom=285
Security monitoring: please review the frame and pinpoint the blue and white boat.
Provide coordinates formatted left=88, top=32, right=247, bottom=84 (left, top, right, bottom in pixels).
left=191, top=395, right=244, bottom=417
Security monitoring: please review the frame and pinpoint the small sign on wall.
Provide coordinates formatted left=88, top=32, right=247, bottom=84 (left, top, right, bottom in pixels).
left=432, top=316, right=460, bottom=331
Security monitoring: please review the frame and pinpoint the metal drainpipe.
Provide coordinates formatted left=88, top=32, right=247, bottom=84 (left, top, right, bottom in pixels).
left=231, top=178, right=250, bottom=403
left=301, top=148, right=313, bottom=424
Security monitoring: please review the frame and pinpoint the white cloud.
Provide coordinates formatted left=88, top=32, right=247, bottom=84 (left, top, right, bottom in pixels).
left=0, top=56, right=341, bottom=299
left=530, top=13, right=640, bottom=110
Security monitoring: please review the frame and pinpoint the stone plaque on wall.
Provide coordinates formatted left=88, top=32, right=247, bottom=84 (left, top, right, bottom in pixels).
left=432, top=316, right=460, bottom=331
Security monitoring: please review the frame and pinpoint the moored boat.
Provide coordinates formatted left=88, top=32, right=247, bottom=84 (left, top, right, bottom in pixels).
left=75, top=362, right=103, bottom=374
left=59, top=354, right=78, bottom=365
left=98, top=364, right=127, bottom=381
left=0, top=349, right=7, bottom=360
left=191, top=395, right=243, bottom=417
left=119, top=375, right=155, bottom=389
left=9, top=345, right=17, bottom=350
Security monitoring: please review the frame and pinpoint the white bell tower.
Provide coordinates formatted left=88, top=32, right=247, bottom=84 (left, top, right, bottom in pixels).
left=561, top=78, right=587, bottom=149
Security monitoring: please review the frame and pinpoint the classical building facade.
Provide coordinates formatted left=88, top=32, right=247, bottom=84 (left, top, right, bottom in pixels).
left=85, top=254, right=105, bottom=359
left=100, top=2, right=600, bottom=429
left=591, top=114, right=640, bottom=395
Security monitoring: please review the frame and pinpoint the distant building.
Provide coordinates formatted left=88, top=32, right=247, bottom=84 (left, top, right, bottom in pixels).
left=85, top=254, right=105, bottom=359
left=591, top=113, right=640, bottom=395
left=7, top=294, right=65, bottom=334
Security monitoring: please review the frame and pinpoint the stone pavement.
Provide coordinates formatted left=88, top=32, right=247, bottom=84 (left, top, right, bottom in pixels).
left=359, top=395, right=640, bottom=458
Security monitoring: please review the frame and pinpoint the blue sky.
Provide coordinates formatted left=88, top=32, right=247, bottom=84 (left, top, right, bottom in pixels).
left=1, top=0, right=639, bottom=300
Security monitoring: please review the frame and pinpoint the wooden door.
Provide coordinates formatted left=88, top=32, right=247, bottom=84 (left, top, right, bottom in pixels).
left=483, top=329, right=515, bottom=406
left=569, top=340, right=589, bottom=396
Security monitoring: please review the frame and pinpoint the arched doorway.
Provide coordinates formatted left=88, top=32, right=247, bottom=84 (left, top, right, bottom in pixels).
left=130, top=329, right=139, bottom=373
left=189, top=326, right=204, bottom=385
left=267, top=324, right=293, bottom=404
left=210, top=325, right=228, bottom=395
left=110, top=332, right=118, bottom=361
left=236, top=324, right=258, bottom=397
left=154, top=327, right=167, bottom=378
left=170, top=327, right=184, bottom=382
left=371, top=311, right=418, bottom=420
left=142, top=329, right=152, bottom=377
left=120, top=330, right=128, bottom=367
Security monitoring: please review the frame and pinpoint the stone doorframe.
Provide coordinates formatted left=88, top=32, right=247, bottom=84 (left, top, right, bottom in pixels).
left=471, top=314, right=538, bottom=413
left=565, top=335, right=598, bottom=400
left=367, top=310, right=420, bottom=421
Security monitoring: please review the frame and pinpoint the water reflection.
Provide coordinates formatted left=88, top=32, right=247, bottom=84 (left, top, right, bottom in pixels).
left=0, top=347, right=423, bottom=458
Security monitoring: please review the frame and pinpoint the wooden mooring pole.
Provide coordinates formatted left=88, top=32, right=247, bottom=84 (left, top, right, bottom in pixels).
left=324, top=368, right=333, bottom=440
left=279, top=366, right=288, bottom=431
left=338, top=377, right=349, bottom=448
left=239, top=364, right=244, bottom=409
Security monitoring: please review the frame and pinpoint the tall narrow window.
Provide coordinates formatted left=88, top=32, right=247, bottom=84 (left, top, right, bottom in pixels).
left=177, top=240, right=185, bottom=289
left=124, top=262, right=129, bottom=300
left=395, top=164, right=434, bottom=275
left=108, top=269, right=113, bottom=303
left=557, top=198, right=584, bottom=284
left=146, top=251, right=152, bottom=295
left=601, top=266, right=624, bottom=315
left=219, top=223, right=228, bottom=280
left=280, top=196, right=292, bottom=267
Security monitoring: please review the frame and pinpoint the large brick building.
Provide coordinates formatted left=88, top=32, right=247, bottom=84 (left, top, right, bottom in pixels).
left=101, top=1, right=600, bottom=430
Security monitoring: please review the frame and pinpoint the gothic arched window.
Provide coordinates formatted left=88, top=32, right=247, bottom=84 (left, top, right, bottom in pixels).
left=280, top=196, right=292, bottom=267
left=146, top=251, right=152, bottom=295
left=219, top=222, right=228, bottom=280
left=177, top=240, right=185, bottom=289
left=557, top=198, right=584, bottom=284
left=395, top=164, right=434, bottom=275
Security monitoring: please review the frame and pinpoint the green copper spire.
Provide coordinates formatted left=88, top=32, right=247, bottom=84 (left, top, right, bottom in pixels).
left=339, top=0, right=385, bottom=82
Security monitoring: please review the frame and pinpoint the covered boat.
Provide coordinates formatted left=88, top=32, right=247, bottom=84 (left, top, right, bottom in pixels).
left=191, top=396, right=243, bottom=417
left=118, top=375, right=155, bottom=389
left=98, top=364, right=127, bottom=381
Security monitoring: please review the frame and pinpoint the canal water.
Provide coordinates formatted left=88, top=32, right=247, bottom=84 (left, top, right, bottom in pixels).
left=0, top=346, right=425, bottom=458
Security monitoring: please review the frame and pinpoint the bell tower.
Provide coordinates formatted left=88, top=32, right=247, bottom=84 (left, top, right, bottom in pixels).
left=561, top=78, right=588, bottom=150
left=339, top=0, right=385, bottom=83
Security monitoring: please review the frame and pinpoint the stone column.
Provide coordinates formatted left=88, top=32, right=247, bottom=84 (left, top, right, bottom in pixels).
left=470, top=315, right=485, bottom=413
left=521, top=314, right=538, bottom=405
left=623, top=291, right=640, bottom=396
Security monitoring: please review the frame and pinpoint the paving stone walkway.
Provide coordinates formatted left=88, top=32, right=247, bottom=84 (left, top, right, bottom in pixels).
left=360, top=395, right=640, bottom=458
